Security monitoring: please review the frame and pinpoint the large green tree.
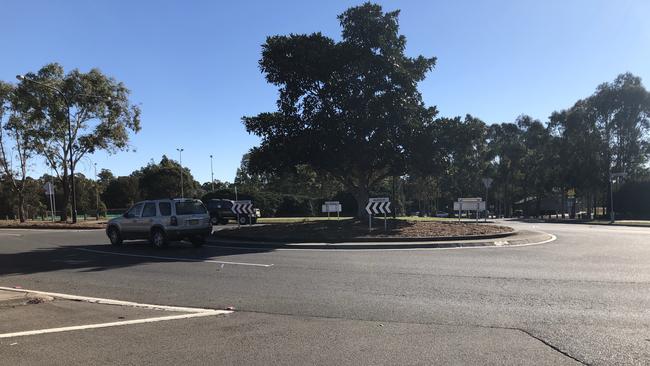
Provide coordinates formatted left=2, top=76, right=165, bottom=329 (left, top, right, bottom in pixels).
left=13, top=63, right=141, bottom=222
left=243, top=3, right=437, bottom=216
left=0, top=81, right=39, bottom=222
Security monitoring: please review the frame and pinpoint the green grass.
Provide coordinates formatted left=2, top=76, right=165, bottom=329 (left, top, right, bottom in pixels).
left=257, top=216, right=354, bottom=224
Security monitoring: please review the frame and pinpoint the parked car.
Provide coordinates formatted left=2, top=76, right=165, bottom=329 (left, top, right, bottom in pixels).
left=205, top=199, right=260, bottom=225
left=106, top=198, right=212, bottom=248
left=434, top=211, right=449, bottom=218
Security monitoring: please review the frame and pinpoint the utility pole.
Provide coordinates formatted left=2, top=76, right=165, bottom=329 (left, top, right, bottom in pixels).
left=176, top=148, right=184, bottom=198
left=609, top=171, right=627, bottom=223
left=210, top=154, right=214, bottom=191
left=94, top=163, right=99, bottom=219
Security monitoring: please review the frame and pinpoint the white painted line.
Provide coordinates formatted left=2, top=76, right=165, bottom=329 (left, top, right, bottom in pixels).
left=206, top=234, right=558, bottom=252
left=73, top=247, right=273, bottom=268
left=0, top=287, right=222, bottom=313
left=0, top=311, right=228, bottom=339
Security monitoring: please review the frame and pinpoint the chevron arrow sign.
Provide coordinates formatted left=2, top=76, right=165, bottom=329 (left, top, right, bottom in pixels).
left=231, top=200, right=254, bottom=215
left=365, top=198, right=391, bottom=215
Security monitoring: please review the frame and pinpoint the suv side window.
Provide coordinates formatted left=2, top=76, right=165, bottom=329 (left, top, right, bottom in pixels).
left=158, top=202, right=172, bottom=216
left=142, top=203, right=157, bottom=217
left=125, top=203, right=144, bottom=218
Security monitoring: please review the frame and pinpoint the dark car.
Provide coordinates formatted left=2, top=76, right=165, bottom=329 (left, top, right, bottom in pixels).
left=205, top=199, right=260, bottom=225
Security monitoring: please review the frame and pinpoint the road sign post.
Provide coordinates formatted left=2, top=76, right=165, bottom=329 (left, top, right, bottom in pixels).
left=322, top=201, right=342, bottom=220
left=365, top=198, right=391, bottom=230
left=454, top=198, right=484, bottom=223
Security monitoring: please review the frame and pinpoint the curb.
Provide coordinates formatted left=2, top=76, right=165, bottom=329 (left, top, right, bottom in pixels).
left=211, top=230, right=517, bottom=244
left=207, top=231, right=552, bottom=250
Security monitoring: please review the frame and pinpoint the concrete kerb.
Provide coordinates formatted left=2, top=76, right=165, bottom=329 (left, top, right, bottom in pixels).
left=207, top=230, right=555, bottom=250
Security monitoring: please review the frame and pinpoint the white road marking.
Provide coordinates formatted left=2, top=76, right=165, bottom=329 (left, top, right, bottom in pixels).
left=0, top=312, right=225, bottom=339
left=0, top=287, right=232, bottom=339
left=0, top=287, right=221, bottom=313
left=206, top=234, right=558, bottom=252
left=74, top=247, right=273, bottom=268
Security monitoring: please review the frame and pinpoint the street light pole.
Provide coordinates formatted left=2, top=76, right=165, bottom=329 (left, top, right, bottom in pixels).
left=210, top=154, right=214, bottom=191
left=177, top=148, right=184, bottom=198
left=94, top=163, right=99, bottom=219
left=16, top=74, right=109, bottom=224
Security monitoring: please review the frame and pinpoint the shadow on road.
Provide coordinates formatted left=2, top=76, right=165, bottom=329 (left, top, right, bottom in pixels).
left=0, top=241, right=274, bottom=276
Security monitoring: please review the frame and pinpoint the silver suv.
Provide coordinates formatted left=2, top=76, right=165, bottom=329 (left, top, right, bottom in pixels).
left=106, top=199, right=212, bottom=248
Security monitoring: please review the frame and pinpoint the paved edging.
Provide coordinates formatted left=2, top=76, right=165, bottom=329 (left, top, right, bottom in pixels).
left=207, top=230, right=552, bottom=250
left=211, top=230, right=517, bottom=244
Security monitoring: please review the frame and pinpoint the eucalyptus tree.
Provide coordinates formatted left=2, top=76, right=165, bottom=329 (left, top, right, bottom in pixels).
left=242, top=3, right=438, bottom=216
left=0, top=81, right=39, bottom=222
left=13, top=63, right=141, bottom=222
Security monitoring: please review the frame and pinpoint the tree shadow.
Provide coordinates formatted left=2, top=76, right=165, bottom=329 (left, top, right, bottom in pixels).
left=0, top=240, right=274, bottom=277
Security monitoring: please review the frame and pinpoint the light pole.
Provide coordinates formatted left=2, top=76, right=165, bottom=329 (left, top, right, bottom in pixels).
left=177, top=148, right=184, bottom=198
left=94, top=163, right=99, bottom=219
left=16, top=74, right=109, bottom=223
left=609, top=171, right=627, bottom=223
left=210, top=154, right=214, bottom=191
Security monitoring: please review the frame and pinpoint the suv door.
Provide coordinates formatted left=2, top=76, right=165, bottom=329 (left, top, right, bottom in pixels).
left=139, top=202, right=158, bottom=238
left=121, top=203, right=144, bottom=237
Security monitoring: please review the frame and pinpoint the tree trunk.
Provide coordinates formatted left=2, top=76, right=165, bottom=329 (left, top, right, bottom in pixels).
left=61, top=173, right=69, bottom=222
left=353, top=187, right=370, bottom=219
left=17, top=192, right=25, bottom=223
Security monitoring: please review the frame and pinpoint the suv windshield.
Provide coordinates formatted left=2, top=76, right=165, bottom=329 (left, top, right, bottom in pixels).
left=175, top=200, right=207, bottom=215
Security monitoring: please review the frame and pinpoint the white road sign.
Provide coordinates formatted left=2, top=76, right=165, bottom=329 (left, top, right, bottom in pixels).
left=322, top=201, right=342, bottom=213
left=231, top=200, right=254, bottom=215
left=454, top=201, right=485, bottom=211
left=366, top=198, right=391, bottom=215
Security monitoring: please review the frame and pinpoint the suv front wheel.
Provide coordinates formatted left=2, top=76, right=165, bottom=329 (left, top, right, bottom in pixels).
left=108, top=226, right=123, bottom=246
left=150, top=228, right=168, bottom=249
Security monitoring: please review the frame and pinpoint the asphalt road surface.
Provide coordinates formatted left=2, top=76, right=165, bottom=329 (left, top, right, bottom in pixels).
left=0, top=220, right=649, bottom=365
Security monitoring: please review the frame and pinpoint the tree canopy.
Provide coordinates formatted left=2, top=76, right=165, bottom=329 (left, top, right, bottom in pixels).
left=243, top=2, right=437, bottom=216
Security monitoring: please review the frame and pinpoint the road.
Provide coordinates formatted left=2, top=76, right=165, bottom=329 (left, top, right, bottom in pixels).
left=0, top=220, right=648, bottom=365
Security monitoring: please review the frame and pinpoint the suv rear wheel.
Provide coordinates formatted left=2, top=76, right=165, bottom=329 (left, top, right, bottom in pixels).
left=150, top=228, right=168, bottom=249
left=108, top=226, right=123, bottom=246
left=238, top=216, right=249, bottom=225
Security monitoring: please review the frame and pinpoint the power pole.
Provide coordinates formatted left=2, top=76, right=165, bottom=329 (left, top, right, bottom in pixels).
left=177, top=148, right=184, bottom=198
left=210, top=154, right=214, bottom=191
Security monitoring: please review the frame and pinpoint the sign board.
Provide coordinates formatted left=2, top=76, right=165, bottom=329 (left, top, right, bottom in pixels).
left=322, top=202, right=342, bottom=213
left=43, top=182, right=54, bottom=195
left=458, top=197, right=482, bottom=202
left=231, top=200, right=254, bottom=215
left=366, top=198, right=391, bottom=230
left=454, top=201, right=486, bottom=211
left=366, top=198, right=391, bottom=215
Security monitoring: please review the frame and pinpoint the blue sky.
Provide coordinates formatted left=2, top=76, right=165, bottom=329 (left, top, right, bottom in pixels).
left=2, top=0, right=649, bottom=183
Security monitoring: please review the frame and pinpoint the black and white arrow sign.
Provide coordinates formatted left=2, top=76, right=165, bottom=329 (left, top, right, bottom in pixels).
left=365, top=198, right=391, bottom=215
left=231, top=200, right=254, bottom=215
